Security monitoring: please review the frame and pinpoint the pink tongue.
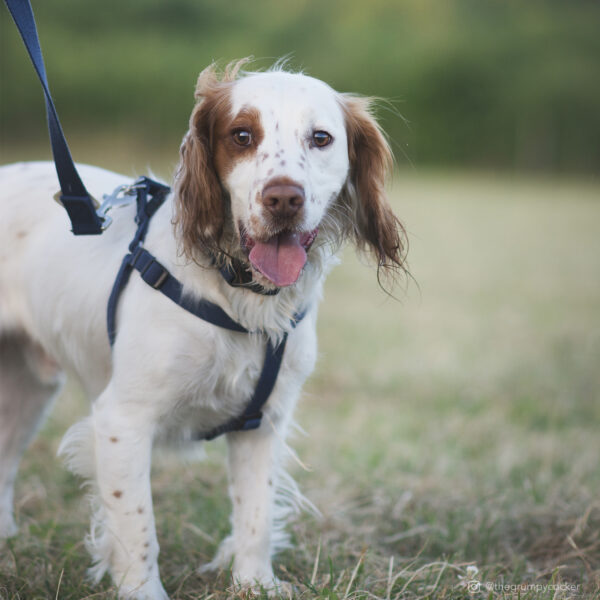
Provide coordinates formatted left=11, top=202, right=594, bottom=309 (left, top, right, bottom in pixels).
left=249, top=231, right=307, bottom=287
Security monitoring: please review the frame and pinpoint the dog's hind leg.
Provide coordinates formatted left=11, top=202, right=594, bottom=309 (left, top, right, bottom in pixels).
left=0, top=333, right=64, bottom=538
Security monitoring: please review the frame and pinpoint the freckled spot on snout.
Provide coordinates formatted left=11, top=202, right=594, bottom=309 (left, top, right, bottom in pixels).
left=280, top=160, right=286, bottom=166
left=141, top=554, right=148, bottom=562
left=267, top=168, right=274, bottom=176
left=268, top=478, right=273, bottom=487
left=144, top=542, right=150, bottom=548
left=113, top=490, right=122, bottom=499
left=16, top=231, right=27, bottom=239
left=249, top=214, right=262, bottom=234
left=251, top=527, right=256, bottom=535
left=109, top=436, right=118, bottom=443
left=298, top=162, right=304, bottom=169
left=137, top=506, right=144, bottom=514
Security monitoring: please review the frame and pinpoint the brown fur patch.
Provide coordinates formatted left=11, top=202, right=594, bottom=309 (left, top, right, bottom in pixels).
left=338, top=95, right=408, bottom=280
left=213, top=106, right=265, bottom=178
left=113, top=490, right=123, bottom=499
left=173, top=59, right=252, bottom=260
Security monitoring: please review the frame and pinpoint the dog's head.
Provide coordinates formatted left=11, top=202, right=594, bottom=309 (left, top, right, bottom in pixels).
left=175, top=59, right=406, bottom=290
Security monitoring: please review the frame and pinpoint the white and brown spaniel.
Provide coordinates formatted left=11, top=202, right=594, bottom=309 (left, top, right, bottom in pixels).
left=0, top=60, right=406, bottom=599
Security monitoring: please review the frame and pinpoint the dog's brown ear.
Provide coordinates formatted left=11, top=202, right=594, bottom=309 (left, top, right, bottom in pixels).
left=173, top=64, right=232, bottom=259
left=339, top=95, right=407, bottom=278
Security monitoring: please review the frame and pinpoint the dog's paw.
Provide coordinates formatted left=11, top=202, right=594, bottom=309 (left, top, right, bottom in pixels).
left=200, top=539, right=293, bottom=597
left=116, top=576, right=170, bottom=600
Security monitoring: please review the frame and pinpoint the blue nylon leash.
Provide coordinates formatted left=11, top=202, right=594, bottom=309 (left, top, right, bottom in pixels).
left=106, top=180, right=305, bottom=441
left=3, top=0, right=105, bottom=234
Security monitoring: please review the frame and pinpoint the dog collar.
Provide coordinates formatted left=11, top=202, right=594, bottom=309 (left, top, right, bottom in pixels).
left=215, top=255, right=280, bottom=296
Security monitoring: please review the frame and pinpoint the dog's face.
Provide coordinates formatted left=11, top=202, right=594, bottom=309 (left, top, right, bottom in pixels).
left=215, top=72, right=349, bottom=287
left=175, top=61, right=406, bottom=289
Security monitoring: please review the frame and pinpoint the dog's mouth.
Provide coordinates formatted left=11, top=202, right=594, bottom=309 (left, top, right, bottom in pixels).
left=240, top=227, right=318, bottom=287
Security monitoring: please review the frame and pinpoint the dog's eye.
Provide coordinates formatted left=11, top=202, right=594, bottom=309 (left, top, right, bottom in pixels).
left=232, top=129, right=252, bottom=146
left=312, top=131, right=332, bottom=148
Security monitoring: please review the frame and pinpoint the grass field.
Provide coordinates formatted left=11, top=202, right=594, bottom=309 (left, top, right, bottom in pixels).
left=1, top=166, right=599, bottom=599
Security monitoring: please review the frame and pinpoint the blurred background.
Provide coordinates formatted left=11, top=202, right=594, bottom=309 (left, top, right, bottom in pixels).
left=1, top=1, right=600, bottom=597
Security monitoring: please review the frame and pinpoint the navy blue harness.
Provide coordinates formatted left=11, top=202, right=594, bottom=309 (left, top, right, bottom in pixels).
left=5, top=0, right=303, bottom=441
left=105, top=179, right=305, bottom=441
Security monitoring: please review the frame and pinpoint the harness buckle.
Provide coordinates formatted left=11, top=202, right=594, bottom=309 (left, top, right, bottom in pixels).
left=128, top=248, right=169, bottom=289
left=139, top=257, right=169, bottom=289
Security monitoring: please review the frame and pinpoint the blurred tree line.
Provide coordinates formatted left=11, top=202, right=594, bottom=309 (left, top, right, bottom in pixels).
left=1, top=0, right=599, bottom=173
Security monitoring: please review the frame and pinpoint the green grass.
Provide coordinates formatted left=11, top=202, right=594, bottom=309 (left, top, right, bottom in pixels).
left=1, top=166, right=600, bottom=599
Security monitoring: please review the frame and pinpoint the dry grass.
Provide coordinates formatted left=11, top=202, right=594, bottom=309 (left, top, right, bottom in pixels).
left=1, top=169, right=600, bottom=599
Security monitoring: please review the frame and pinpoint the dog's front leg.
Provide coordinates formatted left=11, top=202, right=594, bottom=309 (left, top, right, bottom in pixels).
left=225, top=427, right=282, bottom=591
left=92, top=388, right=168, bottom=600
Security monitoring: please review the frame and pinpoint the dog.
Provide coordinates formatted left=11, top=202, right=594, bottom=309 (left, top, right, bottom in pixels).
left=0, top=60, right=406, bottom=599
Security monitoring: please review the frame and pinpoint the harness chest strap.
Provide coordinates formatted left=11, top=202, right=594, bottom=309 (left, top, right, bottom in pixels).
left=106, top=179, right=305, bottom=441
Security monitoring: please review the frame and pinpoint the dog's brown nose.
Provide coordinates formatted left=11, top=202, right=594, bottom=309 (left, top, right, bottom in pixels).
left=261, top=183, right=305, bottom=218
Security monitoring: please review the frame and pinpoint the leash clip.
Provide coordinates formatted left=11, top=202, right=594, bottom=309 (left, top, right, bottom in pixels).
left=96, top=182, right=142, bottom=230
